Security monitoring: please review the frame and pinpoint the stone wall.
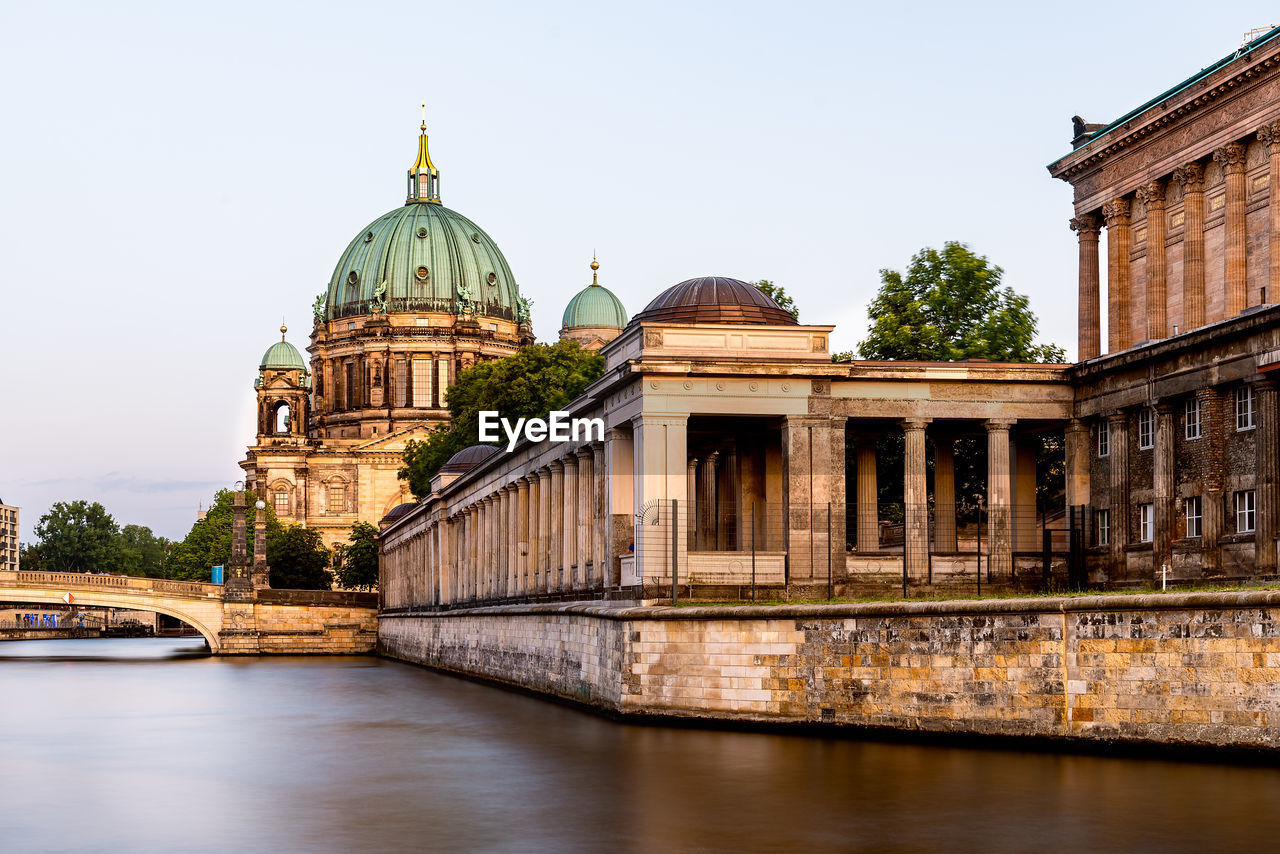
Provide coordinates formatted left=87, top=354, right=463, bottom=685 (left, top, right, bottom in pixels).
left=219, top=603, right=378, bottom=655
left=380, top=592, right=1280, bottom=750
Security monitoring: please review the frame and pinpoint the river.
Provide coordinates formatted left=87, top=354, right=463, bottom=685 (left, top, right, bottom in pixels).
left=1, top=637, right=1278, bottom=853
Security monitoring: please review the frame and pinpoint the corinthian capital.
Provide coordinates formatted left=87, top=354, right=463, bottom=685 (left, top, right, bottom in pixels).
left=1213, top=141, right=1247, bottom=172
left=1259, top=121, right=1280, bottom=151
left=1136, top=180, right=1165, bottom=209
left=1172, top=161, right=1205, bottom=193
left=1101, top=197, right=1131, bottom=227
left=1069, top=213, right=1101, bottom=239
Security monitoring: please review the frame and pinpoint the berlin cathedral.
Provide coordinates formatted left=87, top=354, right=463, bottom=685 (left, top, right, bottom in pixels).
left=240, top=122, right=629, bottom=549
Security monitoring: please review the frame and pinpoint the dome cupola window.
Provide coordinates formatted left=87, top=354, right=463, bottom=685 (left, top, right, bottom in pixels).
left=406, top=102, right=441, bottom=204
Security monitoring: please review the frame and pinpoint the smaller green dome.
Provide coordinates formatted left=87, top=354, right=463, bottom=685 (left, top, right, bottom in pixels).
left=562, top=260, right=628, bottom=330
left=260, top=326, right=307, bottom=371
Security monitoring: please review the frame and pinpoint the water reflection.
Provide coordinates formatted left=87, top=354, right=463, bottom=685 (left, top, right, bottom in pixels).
left=0, top=638, right=1275, bottom=853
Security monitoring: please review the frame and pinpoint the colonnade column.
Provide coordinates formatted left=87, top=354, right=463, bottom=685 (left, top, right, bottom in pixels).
left=440, top=515, right=454, bottom=604
left=1065, top=419, right=1091, bottom=509
left=686, top=458, right=699, bottom=550
left=1154, top=402, right=1175, bottom=576
left=536, top=467, right=551, bottom=594
left=697, top=453, right=718, bottom=550
left=591, top=441, right=607, bottom=587
left=1070, top=213, right=1102, bottom=359
left=549, top=461, right=564, bottom=592
left=903, top=419, right=930, bottom=579
left=1261, top=122, right=1280, bottom=302
left=1199, top=388, right=1224, bottom=574
left=1107, top=412, right=1130, bottom=579
left=1103, top=198, right=1132, bottom=352
left=563, top=455, right=579, bottom=590
left=933, top=435, right=958, bottom=553
left=1215, top=142, right=1248, bottom=316
left=1256, top=379, right=1279, bottom=573
left=576, top=448, right=593, bottom=590
left=985, top=420, right=1014, bottom=579
left=517, top=477, right=531, bottom=595
left=468, top=505, right=479, bottom=600
left=1138, top=181, right=1168, bottom=340
left=479, top=498, right=489, bottom=599
left=1174, top=162, right=1206, bottom=329
left=855, top=439, right=879, bottom=552
left=722, top=447, right=741, bottom=549
left=528, top=473, right=541, bottom=594
left=502, top=486, right=515, bottom=597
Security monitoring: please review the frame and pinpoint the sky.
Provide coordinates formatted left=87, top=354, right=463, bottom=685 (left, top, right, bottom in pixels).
left=2, top=0, right=1278, bottom=543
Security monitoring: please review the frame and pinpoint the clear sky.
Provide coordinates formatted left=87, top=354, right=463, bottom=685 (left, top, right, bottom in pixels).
left=2, top=1, right=1277, bottom=543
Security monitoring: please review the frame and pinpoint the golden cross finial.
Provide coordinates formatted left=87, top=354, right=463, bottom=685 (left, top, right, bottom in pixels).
left=420, top=99, right=427, bottom=131
left=590, top=252, right=599, bottom=285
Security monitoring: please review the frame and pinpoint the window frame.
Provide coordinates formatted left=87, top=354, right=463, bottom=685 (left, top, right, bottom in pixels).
left=1138, top=409, right=1154, bottom=450
left=1098, top=423, right=1110, bottom=458
left=1096, top=508, right=1110, bottom=546
left=1184, top=397, right=1202, bottom=440
left=1139, top=503, right=1154, bottom=543
left=273, top=490, right=291, bottom=515
left=1236, top=490, right=1256, bottom=533
left=1184, top=496, right=1202, bottom=539
left=1237, top=386, right=1256, bottom=431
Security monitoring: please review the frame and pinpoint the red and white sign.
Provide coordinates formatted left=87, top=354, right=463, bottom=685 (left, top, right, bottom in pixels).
left=62, top=593, right=74, bottom=604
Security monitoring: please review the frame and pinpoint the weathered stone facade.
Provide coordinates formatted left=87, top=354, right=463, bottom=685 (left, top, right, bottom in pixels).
left=381, top=591, right=1280, bottom=749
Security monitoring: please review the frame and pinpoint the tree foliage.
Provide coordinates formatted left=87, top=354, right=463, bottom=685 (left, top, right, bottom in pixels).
left=266, top=525, right=333, bottom=590
left=755, top=280, right=798, bottom=321
left=333, top=522, right=379, bottom=591
left=167, top=489, right=281, bottom=581
left=116, top=524, right=171, bottom=577
left=859, top=242, right=1066, bottom=363
left=400, top=340, right=605, bottom=498
left=33, top=500, right=120, bottom=573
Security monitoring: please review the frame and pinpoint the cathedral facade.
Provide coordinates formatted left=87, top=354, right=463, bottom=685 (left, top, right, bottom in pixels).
left=240, top=123, right=626, bottom=548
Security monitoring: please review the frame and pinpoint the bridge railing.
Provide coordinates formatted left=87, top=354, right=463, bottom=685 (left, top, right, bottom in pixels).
left=0, top=570, right=222, bottom=598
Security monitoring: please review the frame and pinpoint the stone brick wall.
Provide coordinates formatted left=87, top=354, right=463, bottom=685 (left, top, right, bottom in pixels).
left=380, top=592, right=1280, bottom=749
left=219, top=603, right=378, bottom=654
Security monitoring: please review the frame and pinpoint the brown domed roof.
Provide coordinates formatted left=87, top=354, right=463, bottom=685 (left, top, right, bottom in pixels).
left=439, top=444, right=501, bottom=474
left=630, top=277, right=797, bottom=326
left=380, top=502, right=419, bottom=526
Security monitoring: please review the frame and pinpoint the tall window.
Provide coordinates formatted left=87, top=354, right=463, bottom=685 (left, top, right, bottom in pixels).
left=1237, top=386, right=1256, bottom=431
left=438, top=358, right=451, bottom=407
left=1236, top=490, right=1256, bottom=533
left=329, top=483, right=346, bottom=515
left=273, top=490, right=290, bottom=515
left=343, top=362, right=354, bottom=411
left=1139, top=503, right=1153, bottom=543
left=1138, top=409, right=1154, bottom=450
left=396, top=359, right=408, bottom=407
left=1185, top=496, right=1202, bottom=538
left=412, top=359, right=434, bottom=408
left=1096, top=509, right=1110, bottom=546
left=1185, top=397, right=1202, bottom=440
left=1098, top=423, right=1110, bottom=458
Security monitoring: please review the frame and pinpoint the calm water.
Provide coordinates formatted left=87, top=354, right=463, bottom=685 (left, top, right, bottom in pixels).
left=1, top=638, right=1279, bottom=853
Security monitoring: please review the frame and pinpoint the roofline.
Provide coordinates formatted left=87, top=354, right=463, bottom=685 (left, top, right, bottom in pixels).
left=1047, top=25, right=1280, bottom=172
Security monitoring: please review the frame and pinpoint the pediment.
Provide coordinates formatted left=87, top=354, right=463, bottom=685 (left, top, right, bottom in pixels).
left=352, top=424, right=434, bottom=452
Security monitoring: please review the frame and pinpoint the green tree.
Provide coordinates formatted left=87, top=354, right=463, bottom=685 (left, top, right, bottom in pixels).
left=116, top=524, right=171, bottom=577
left=859, top=242, right=1066, bottom=363
left=167, top=489, right=280, bottom=581
left=400, top=340, right=605, bottom=497
left=755, top=280, right=799, bottom=320
left=33, top=500, right=120, bottom=573
left=332, top=522, right=379, bottom=591
left=18, top=541, right=46, bottom=571
left=267, top=525, right=333, bottom=590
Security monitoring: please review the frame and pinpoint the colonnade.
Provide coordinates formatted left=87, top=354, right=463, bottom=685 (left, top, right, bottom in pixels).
left=1072, top=122, right=1280, bottom=360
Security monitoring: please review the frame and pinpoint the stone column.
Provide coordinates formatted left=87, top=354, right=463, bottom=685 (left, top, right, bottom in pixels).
left=1107, top=412, right=1130, bottom=579
left=1215, top=142, right=1248, bottom=316
left=1154, top=402, right=1175, bottom=576
left=1103, top=197, right=1133, bottom=352
left=723, top=447, right=741, bottom=549
left=1012, top=432, right=1038, bottom=552
left=591, top=442, right=607, bottom=587
left=1137, top=181, right=1168, bottom=340
left=536, top=467, right=551, bottom=594
left=549, top=461, right=565, bottom=592
left=1260, top=122, right=1280, bottom=303
left=686, top=457, right=699, bottom=550
left=1174, top=162, right=1206, bottom=329
left=1256, top=379, right=1279, bottom=573
left=438, top=515, right=453, bottom=604
left=1071, top=213, right=1103, bottom=359
left=855, top=439, right=879, bottom=552
left=469, top=505, right=479, bottom=600
left=517, top=478, right=531, bottom=596
left=985, top=420, right=1014, bottom=579
left=563, top=454, right=579, bottom=589
left=933, top=435, right=958, bottom=553
left=527, top=474, right=540, bottom=594
left=507, top=484, right=519, bottom=596
left=903, top=419, right=931, bottom=579
left=477, top=499, right=488, bottom=599
left=782, top=415, right=846, bottom=582
left=1200, top=388, right=1224, bottom=575
left=698, top=452, right=718, bottom=550
left=1065, top=419, right=1091, bottom=509
left=577, top=448, right=593, bottom=591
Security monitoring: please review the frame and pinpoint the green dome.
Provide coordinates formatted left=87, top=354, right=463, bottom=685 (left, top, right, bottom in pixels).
left=561, top=262, right=627, bottom=330
left=326, top=202, right=521, bottom=323
left=260, top=330, right=307, bottom=371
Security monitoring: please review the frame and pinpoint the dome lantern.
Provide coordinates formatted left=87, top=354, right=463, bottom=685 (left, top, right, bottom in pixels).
left=407, top=106, right=440, bottom=205
left=560, top=257, right=628, bottom=350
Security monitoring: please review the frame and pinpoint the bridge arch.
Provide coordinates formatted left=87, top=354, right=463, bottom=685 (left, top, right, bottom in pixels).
left=0, top=572, right=224, bottom=653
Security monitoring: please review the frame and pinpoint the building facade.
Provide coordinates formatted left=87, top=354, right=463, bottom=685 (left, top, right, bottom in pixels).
left=1052, top=26, right=1280, bottom=582
left=0, top=501, right=17, bottom=571
left=241, top=123, right=534, bottom=548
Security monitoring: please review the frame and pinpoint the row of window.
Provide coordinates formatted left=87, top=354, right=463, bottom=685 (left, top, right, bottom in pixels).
left=270, top=484, right=347, bottom=516
left=1100, top=387, right=1256, bottom=456
left=1095, top=490, right=1255, bottom=544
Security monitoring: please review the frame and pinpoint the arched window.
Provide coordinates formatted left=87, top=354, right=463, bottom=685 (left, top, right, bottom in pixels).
left=274, top=402, right=291, bottom=434
left=328, top=482, right=347, bottom=514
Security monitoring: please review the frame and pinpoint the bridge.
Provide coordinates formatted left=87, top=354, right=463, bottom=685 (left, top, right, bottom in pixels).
left=0, top=570, right=377, bottom=654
